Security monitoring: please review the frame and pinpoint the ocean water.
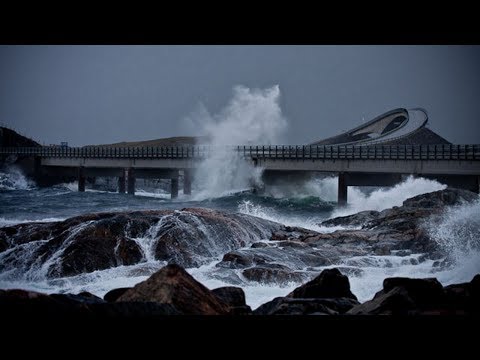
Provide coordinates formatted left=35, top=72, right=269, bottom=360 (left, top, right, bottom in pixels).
left=1, top=167, right=479, bottom=309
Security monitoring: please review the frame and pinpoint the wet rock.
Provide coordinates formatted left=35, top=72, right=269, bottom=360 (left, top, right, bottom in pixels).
left=287, top=268, right=357, bottom=300
left=242, top=264, right=305, bottom=285
left=251, top=242, right=269, bottom=248
left=212, top=287, right=252, bottom=315
left=0, top=237, right=8, bottom=253
left=316, top=188, right=479, bottom=259
left=0, top=208, right=282, bottom=278
left=103, top=288, right=132, bottom=302
left=402, top=188, right=478, bottom=209
left=321, top=210, right=380, bottom=227
left=117, top=264, right=229, bottom=315
left=218, top=251, right=254, bottom=269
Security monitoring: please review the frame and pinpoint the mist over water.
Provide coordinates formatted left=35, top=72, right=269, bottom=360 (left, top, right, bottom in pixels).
left=186, top=85, right=287, bottom=200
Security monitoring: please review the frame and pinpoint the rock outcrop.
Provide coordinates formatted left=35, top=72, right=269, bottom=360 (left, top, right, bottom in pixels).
left=0, top=208, right=281, bottom=278
left=116, top=264, right=229, bottom=315
left=255, top=268, right=359, bottom=315
left=1, top=265, right=478, bottom=317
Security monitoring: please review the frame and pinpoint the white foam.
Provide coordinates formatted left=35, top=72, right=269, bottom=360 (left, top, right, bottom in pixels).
left=237, top=199, right=356, bottom=233
left=0, top=217, right=65, bottom=228
left=0, top=166, right=35, bottom=191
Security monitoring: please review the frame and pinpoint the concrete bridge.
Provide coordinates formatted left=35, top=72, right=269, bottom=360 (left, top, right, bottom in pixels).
left=1, top=144, right=479, bottom=204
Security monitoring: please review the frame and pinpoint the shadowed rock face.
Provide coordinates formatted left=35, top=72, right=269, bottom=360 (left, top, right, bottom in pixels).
left=0, top=265, right=478, bottom=317
left=254, top=268, right=360, bottom=315
left=287, top=268, right=357, bottom=300
left=0, top=208, right=281, bottom=278
left=117, top=264, right=229, bottom=315
left=347, top=274, right=480, bottom=315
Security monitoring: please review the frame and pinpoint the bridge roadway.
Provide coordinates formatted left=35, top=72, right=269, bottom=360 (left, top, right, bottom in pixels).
left=1, top=144, right=479, bottom=203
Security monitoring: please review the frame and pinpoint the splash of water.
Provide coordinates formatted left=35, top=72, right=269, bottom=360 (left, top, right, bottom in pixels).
left=299, top=175, right=445, bottom=218
left=0, top=166, right=35, bottom=191
left=186, top=85, right=287, bottom=200
left=426, top=198, right=480, bottom=281
left=237, top=176, right=446, bottom=231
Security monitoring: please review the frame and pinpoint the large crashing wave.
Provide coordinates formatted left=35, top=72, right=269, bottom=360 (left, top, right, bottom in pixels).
left=184, top=85, right=287, bottom=200
left=238, top=175, right=447, bottom=231
left=427, top=198, right=480, bottom=283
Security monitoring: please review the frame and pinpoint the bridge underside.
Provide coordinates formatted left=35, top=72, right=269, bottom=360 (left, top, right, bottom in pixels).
left=37, top=164, right=189, bottom=199
left=261, top=169, right=479, bottom=205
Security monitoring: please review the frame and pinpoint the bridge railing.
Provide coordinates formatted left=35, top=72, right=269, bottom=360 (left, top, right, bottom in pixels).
left=0, top=144, right=479, bottom=161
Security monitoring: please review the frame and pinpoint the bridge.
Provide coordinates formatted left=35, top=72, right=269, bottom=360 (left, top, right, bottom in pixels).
left=1, top=144, right=479, bottom=204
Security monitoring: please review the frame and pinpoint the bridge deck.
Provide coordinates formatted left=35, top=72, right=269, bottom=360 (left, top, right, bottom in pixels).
left=1, top=144, right=480, bottom=175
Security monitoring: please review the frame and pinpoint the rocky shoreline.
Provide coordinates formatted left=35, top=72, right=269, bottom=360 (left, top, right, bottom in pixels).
left=0, top=264, right=478, bottom=316
left=0, top=187, right=479, bottom=316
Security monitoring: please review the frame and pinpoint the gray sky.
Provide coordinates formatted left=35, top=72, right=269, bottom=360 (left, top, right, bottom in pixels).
left=0, top=45, right=479, bottom=146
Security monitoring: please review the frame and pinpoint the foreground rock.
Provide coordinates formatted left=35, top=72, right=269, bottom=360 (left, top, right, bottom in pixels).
left=348, top=275, right=480, bottom=315
left=117, top=264, right=229, bottom=315
left=212, top=287, right=252, bottom=314
left=255, top=268, right=359, bottom=315
left=1, top=265, right=478, bottom=317
left=0, top=208, right=281, bottom=278
left=287, top=268, right=357, bottom=300
left=0, top=288, right=181, bottom=318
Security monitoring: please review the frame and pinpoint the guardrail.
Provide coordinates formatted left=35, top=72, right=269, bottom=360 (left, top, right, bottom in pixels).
left=0, top=144, right=479, bottom=161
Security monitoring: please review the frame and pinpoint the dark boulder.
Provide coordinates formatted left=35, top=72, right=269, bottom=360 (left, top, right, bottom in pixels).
left=212, top=287, right=252, bottom=315
left=348, top=277, right=446, bottom=315
left=0, top=288, right=181, bottom=318
left=218, top=251, right=254, bottom=269
left=242, top=265, right=305, bottom=285
left=443, top=274, right=480, bottom=314
left=321, top=210, right=380, bottom=227
left=287, top=268, right=357, bottom=301
left=103, top=288, right=132, bottom=303
left=117, top=264, right=229, bottom=315
left=0, top=208, right=282, bottom=278
left=254, top=296, right=359, bottom=315
left=402, top=188, right=478, bottom=209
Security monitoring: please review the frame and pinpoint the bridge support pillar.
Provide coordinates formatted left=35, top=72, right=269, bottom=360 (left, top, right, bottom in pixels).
left=171, top=178, right=179, bottom=199
left=127, top=168, right=135, bottom=195
left=33, top=156, right=42, bottom=181
left=118, top=172, right=126, bottom=194
left=183, top=170, right=192, bottom=195
left=338, top=172, right=347, bottom=206
left=78, top=167, right=85, bottom=192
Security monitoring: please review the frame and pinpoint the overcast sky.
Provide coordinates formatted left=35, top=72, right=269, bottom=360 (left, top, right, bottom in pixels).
left=0, top=45, right=479, bottom=146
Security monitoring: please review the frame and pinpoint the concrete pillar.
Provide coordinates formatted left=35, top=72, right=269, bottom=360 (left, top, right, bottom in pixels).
left=338, top=172, right=347, bottom=206
left=33, top=156, right=42, bottom=181
left=183, top=170, right=192, bottom=195
left=171, top=178, right=179, bottom=199
left=118, top=173, right=126, bottom=194
left=78, top=167, right=85, bottom=192
left=127, top=168, right=135, bottom=195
